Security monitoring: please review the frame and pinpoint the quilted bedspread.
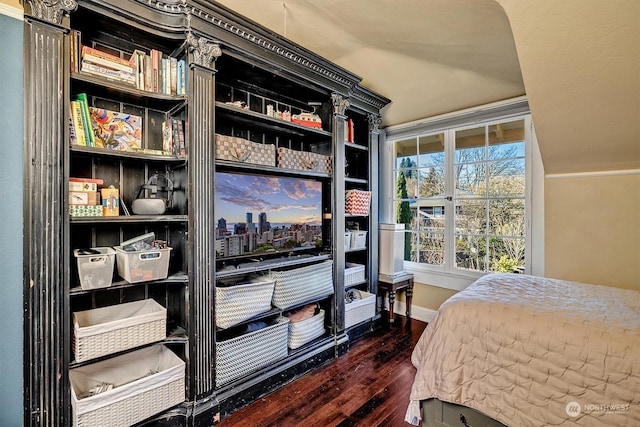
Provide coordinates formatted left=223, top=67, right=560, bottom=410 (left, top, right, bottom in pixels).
left=405, top=273, right=640, bottom=426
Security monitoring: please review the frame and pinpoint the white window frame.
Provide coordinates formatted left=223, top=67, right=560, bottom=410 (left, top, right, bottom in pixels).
left=381, top=97, right=544, bottom=291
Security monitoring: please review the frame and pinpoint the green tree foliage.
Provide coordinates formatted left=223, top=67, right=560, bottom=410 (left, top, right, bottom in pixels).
left=396, top=172, right=412, bottom=260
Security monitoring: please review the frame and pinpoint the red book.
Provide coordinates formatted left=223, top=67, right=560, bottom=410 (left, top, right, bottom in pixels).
left=81, top=45, right=133, bottom=68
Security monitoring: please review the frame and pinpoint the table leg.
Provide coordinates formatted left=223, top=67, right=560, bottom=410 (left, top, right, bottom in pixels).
left=388, top=290, right=396, bottom=323
left=406, top=280, right=413, bottom=319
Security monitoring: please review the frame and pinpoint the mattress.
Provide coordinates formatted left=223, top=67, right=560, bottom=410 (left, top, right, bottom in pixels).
left=405, top=273, right=640, bottom=426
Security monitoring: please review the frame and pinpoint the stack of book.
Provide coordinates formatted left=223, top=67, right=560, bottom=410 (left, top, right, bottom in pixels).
left=69, top=177, right=103, bottom=217
left=80, top=45, right=137, bottom=86
left=162, top=118, right=186, bottom=156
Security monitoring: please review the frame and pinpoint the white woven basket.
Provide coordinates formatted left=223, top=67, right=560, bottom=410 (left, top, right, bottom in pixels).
left=270, top=260, right=334, bottom=309
left=345, top=291, right=376, bottom=328
left=70, top=345, right=185, bottom=427
left=73, top=299, right=166, bottom=363
left=345, top=263, right=366, bottom=287
left=288, top=309, right=325, bottom=349
left=215, top=278, right=275, bottom=329
left=215, top=317, right=289, bottom=387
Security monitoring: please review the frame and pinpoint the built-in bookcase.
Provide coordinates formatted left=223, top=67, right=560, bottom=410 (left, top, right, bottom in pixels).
left=22, top=0, right=389, bottom=424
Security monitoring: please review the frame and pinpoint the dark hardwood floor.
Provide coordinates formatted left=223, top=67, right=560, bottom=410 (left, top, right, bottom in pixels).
left=216, top=316, right=427, bottom=427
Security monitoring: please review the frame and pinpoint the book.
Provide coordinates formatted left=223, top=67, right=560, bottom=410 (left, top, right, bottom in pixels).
left=176, top=119, right=185, bottom=155
left=129, top=49, right=146, bottom=90
left=74, top=93, right=95, bottom=147
left=170, top=56, right=177, bottom=95
left=151, top=49, right=160, bottom=92
left=144, top=54, right=152, bottom=92
left=69, top=103, right=77, bottom=145
left=81, top=45, right=134, bottom=68
left=162, top=119, right=173, bottom=153
left=70, top=177, right=105, bottom=185
left=80, top=62, right=136, bottom=85
left=70, top=100, right=87, bottom=146
left=89, top=107, right=142, bottom=151
left=82, top=52, right=135, bottom=74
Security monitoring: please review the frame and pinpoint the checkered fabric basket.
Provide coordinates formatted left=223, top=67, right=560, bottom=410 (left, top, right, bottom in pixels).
left=345, top=190, right=371, bottom=215
left=215, top=278, right=275, bottom=329
left=215, top=134, right=276, bottom=166
left=215, top=317, right=289, bottom=387
left=277, top=147, right=332, bottom=175
left=270, top=260, right=335, bottom=310
left=288, top=309, right=325, bottom=349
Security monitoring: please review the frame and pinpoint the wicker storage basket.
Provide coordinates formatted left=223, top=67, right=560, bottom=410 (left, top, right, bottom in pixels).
left=73, top=299, right=166, bottom=363
left=215, top=277, right=275, bottom=329
left=270, top=260, right=334, bottom=309
left=288, top=309, right=325, bottom=349
left=345, top=290, right=376, bottom=328
left=215, top=134, right=276, bottom=166
left=345, top=263, right=366, bottom=287
left=215, top=317, right=289, bottom=387
left=277, top=147, right=332, bottom=175
left=70, top=345, right=185, bottom=427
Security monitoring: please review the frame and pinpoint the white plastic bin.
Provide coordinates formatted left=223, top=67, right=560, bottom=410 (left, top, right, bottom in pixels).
left=114, top=246, right=172, bottom=283
left=74, top=248, right=116, bottom=290
left=350, top=230, right=368, bottom=249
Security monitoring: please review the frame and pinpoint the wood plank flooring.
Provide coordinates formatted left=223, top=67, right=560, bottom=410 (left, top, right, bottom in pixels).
left=217, top=316, right=427, bottom=427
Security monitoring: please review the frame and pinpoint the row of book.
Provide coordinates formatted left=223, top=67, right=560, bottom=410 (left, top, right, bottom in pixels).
left=70, top=30, right=187, bottom=96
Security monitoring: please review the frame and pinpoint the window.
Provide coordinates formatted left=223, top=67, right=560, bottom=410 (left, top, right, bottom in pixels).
left=385, top=98, right=540, bottom=288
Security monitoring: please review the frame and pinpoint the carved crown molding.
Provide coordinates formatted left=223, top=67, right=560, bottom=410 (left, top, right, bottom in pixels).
left=187, top=34, right=221, bottom=69
left=332, top=93, right=350, bottom=116
left=185, top=5, right=355, bottom=89
left=27, top=0, right=77, bottom=25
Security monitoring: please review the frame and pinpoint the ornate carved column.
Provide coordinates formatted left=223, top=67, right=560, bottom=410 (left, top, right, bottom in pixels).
left=22, top=0, right=77, bottom=424
left=367, top=113, right=382, bottom=295
left=331, top=93, right=350, bottom=332
left=185, top=34, right=221, bottom=397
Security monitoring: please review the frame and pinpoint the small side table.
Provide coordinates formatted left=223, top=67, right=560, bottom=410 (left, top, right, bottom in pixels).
left=378, top=272, right=414, bottom=323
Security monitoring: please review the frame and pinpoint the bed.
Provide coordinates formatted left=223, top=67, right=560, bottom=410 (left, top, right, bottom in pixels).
left=405, top=273, right=640, bottom=426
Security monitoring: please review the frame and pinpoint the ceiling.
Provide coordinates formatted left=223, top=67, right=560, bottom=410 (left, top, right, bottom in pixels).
left=215, top=0, right=640, bottom=174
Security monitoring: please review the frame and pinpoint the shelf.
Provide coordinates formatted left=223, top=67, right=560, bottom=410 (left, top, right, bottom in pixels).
left=70, top=215, right=188, bottom=224
left=346, top=247, right=368, bottom=254
left=215, top=159, right=331, bottom=179
left=69, top=273, right=189, bottom=295
left=345, top=177, right=368, bottom=184
left=72, top=72, right=188, bottom=104
left=70, top=145, right=187, bottom=162
left=345, top=142, right=368, bottom=151
left=216, top=102, right=332, bottom=138
left=216, top=254, right=330, bottom=278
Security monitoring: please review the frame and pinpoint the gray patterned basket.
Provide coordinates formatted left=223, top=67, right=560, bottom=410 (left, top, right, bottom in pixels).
left=288, top=309, right=325, bottom=349
left=215, top=317, right=289, bottom=387
left=270, top=260, right=334, bottom=309
left=277, top=146, right=332, bottom=175
left=215, top=278, right=275, bottom=329
left=215, top=134, right=276, bottom=166
left=345, top=263, right=366, bottom=287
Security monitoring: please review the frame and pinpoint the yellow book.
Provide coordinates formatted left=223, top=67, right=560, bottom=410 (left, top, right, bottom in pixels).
left=70, top=100, right=87, bottom=146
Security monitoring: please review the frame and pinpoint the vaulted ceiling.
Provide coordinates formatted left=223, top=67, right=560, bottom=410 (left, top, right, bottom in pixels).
left=215, top=0, right=640, bottom=174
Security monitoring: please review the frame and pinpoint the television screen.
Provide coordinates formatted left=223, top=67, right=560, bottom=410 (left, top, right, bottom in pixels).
left=215, top=171, right=323, bottom=259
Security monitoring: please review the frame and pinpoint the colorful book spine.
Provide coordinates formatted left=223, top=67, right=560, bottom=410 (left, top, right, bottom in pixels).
left=70, top=100, right=87, bottom=146
left=170, top=56, right=177, bottom=95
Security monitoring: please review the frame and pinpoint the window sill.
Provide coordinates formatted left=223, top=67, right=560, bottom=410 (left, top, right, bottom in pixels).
left=403, top=262, right=485, bottom=291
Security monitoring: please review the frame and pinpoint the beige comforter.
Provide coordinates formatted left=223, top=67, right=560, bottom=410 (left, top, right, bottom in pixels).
left=405, top=274, right=640, bottom=426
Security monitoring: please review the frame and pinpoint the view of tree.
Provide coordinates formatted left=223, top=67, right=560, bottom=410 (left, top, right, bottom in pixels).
left=395, top=171, right=412, bottom=261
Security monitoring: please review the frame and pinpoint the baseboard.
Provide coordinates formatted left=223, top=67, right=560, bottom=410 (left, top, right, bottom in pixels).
left=382, top=299, right=437, bottom=323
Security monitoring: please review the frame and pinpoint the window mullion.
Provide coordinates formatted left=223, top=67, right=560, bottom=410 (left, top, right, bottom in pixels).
left=444, top=128, right=456, bottom=273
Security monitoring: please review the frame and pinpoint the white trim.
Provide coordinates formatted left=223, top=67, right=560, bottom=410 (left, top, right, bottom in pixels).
left=0, top=3, right=23, bottom=20
left=405, top=265, right=478, bottom=291
left=545, top=169, right=640, bottom=179
left=382, top=299, right=438, bottom=324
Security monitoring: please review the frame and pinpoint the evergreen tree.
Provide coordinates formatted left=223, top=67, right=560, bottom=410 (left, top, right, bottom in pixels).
left=396, top=172, right=412, bottom=260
